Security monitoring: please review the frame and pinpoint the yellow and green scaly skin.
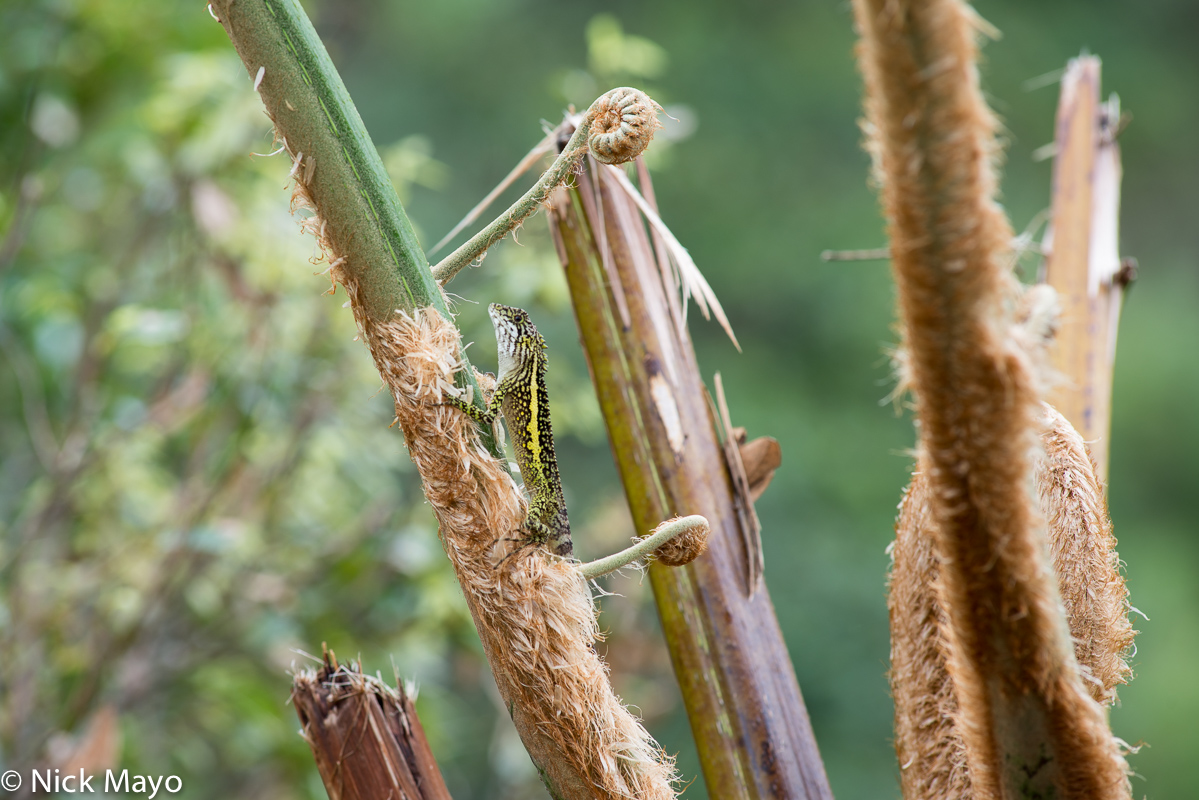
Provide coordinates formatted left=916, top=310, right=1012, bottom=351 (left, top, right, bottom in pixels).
left=445, top=303, right=572, bottom=557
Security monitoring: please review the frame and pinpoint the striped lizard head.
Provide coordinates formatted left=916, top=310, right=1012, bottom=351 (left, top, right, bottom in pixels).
left=488, top=303, right=546, bottom=379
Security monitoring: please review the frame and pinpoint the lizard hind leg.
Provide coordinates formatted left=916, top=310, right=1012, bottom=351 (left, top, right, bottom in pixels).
left=492, top=534, right=542, bottom=567
left=490, top=518, right=559, bottom=567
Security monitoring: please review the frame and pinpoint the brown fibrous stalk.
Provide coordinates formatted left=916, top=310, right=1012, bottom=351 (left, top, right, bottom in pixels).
left=852, top=0, right=1131, bottom=796
left=891, top=405, right=1135, bottom=799
left=349, top=304, right=678, bottom=800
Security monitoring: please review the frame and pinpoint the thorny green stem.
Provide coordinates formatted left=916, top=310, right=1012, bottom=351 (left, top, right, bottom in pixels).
left=431, top=122, right=593, bottom=284
left=577, top=515, right=708, bottom=581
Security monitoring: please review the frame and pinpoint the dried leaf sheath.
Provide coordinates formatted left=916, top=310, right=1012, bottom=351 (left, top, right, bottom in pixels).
left=1043, top=57, right=1127, bottom=480
left=338, top=291, right=677, bottom=800
left=1035, top=405, right=1135, bottom=705
left=891, top=458, right=972, bottom=800
left=852, top=0, right=1130, bottom=796
left=547, top=162, right=833, bottom=799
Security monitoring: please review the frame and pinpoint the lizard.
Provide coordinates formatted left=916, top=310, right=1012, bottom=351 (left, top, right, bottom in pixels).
left=442, top=303, right=573, bottom=558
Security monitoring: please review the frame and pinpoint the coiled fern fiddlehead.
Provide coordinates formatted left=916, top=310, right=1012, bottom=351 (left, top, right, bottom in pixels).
left=431, top=87, right=660, bottom=284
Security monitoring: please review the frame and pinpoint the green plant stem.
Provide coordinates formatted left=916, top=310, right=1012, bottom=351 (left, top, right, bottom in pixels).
left=209, top=0, right=496, bottom=455
left=431, top=121, right=591, bottom=285
left=577, top=515, right=708, bottom=580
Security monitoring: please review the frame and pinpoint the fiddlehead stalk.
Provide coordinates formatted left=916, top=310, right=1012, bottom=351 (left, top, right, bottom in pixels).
left=431, top=87, right=660, bottom=284
left=577, top=515, right=709, bottom=581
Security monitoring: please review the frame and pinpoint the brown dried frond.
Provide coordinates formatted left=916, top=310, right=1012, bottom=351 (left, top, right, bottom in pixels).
left=335, top=295, right=676, bottom=799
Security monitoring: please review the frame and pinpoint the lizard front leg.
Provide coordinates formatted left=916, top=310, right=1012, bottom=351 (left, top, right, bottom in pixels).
left=439, top=377, right=506, bottom=427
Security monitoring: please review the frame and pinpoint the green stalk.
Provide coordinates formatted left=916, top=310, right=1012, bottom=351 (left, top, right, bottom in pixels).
left=432, top=121, right=592, bottom=284
left=211, top=11, right=685, bottom=798
left=209, top=0, right=495, bottom=452
left=431, top=86, right=659, bottom=285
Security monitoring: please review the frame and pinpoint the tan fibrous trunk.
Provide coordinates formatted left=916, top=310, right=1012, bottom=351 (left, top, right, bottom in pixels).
left=852, top=0, right=1131, bottom=797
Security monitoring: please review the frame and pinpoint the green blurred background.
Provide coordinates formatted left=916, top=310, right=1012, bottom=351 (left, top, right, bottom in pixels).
left=1, top=0, right=1195, bottom=798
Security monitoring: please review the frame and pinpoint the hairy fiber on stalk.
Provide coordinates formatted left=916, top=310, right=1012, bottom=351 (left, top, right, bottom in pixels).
left=853, top=0, right=1131, bottom=796
left=891, top=405, right=1135, bottom=800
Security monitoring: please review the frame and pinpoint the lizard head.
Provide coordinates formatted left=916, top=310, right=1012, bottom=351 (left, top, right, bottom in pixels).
left=489, top=303, right=546, bottom=379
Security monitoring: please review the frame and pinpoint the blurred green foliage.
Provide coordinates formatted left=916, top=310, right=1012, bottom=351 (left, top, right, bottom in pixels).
left=1, top=1, right=1196, bottom=799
